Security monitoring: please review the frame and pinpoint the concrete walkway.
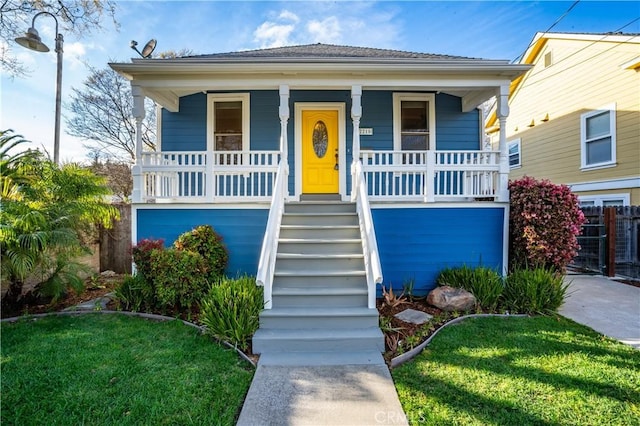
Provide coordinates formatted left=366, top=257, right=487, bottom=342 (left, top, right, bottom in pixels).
left=560, top=274, right=640, bottom=349
left=237, top=357, right=408, bottom=426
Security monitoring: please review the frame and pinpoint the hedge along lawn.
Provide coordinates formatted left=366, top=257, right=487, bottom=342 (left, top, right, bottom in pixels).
left=1, top=314, right=254, bottom=425
left=393, top=316, right=640, bottom=426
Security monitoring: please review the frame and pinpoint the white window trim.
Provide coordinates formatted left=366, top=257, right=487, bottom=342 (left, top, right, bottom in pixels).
left=578, top=193, right=630, bottom=207
left=580, top=103, right=616, bottom=171
left=393, top=93, right=436, bottom=151
left=206, top=93, right=250, bottom=152
left=508, top=138, right=521, bottom=169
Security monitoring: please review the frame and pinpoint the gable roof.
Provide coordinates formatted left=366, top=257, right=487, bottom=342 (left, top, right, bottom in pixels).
left=486, top=31, right=640, bottom=129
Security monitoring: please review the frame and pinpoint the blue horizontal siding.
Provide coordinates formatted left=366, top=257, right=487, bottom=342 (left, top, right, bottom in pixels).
left=161, top=94, right=207, bottom=151
left=250, top=91, right=280, bottom=151
left=136, top=208, right=268, bottom=277
left=435, top=93, right=481, bottom=150
left=372, top=207, right=505, bottom=294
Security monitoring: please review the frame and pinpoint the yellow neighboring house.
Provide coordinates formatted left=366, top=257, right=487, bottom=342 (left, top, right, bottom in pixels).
left=487, top=32, right=640, bottom=206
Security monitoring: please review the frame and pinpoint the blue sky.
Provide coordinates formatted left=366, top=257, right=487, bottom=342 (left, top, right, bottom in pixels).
left=2, top=0, right=639, bottom=162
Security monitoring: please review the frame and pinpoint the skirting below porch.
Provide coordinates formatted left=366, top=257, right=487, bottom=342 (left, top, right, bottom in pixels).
left=133, top=203, right=506, bottom=294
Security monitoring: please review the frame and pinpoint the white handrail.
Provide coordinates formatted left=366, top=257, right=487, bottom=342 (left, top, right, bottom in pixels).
left=351, top=160, right=383, bottom=309
left=256, top=159, right=287, bottom=309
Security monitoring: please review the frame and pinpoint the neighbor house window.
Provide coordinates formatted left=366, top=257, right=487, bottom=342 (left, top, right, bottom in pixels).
left=393, top=93, right=436, bottom=152
left=508, top=139, right=521, bottom=169
left=580, top=104, right=616, bottom=170
left=207, top=93, right=250, bottom=163
left=578, top=194, right=629, bottom=207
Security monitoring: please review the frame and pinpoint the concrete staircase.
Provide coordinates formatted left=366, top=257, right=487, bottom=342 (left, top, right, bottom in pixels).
left=253, top=201, right=385, bottom=365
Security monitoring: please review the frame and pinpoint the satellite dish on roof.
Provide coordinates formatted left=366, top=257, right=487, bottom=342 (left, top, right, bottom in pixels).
left=130, top=39, right=157, bottom=58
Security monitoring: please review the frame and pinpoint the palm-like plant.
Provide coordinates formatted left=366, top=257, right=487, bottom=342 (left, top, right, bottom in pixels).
left=1, top=130, right=119, bottom=305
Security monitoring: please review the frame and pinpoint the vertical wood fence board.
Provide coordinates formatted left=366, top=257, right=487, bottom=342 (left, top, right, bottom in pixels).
left=99, top=204, right=132, bottom=274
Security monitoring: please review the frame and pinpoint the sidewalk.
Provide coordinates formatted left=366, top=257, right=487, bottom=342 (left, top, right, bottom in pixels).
left=559, top=274, right=640, bottom=349
left=237, top=357, right=408, bottom=426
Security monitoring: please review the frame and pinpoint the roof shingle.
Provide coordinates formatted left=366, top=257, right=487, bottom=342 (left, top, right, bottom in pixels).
left=185, top=43, right=480, bottom=61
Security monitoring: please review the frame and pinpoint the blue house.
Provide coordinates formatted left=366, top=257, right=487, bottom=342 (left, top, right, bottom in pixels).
left=111, top=44, right=528, bottom=362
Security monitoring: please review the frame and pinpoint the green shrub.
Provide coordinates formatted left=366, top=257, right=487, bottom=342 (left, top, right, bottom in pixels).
left=502, top=268, right=568, bottom=314
left=174, top=225, right=228, bottom=283
left=149, top=248, right=209, bottom=310
left=436, top=265, right=504, bottom=311
left=509, top=177, right=585, bottom=272
left=200, top=275, right=264, bottom=351
left=132, top=239, right=164, bottom=279
left=114, top=274, right=154, bottom=312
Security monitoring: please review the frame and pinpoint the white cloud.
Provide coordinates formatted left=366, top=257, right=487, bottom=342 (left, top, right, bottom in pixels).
left=253, top=21, right=295, bottom=48
left=64, top=41, right=88, bottom=69
left=307, top=16, right=342, bottom=44
left=278, top=10, right=300, bottom=23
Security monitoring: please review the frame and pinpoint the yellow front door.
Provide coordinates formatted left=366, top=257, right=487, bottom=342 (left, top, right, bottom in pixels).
left=302, top=110, right=339, bottom=194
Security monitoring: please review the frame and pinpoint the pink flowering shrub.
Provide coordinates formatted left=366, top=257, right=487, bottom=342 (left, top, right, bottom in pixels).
left=509, top=176, right=585, bottom=272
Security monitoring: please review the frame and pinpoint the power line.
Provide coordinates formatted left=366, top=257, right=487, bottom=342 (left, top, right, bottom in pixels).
left=512, top=0, right=581, bottom=63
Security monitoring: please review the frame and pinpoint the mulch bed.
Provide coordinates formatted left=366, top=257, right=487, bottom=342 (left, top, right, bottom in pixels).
left=1, top=275, right=123, bottom=319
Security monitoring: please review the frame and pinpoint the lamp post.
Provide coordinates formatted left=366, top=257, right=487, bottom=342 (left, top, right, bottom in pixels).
left=15, top=12, right=64, bottom=165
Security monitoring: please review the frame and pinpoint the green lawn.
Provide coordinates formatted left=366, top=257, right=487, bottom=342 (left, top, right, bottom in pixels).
left=393, top=316, right=640, bottom=426
left=1, top=314, right=254, bottom=425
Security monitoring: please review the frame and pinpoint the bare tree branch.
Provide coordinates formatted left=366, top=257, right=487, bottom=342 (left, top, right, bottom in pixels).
left=65, top=65, right=156, bottom=162
left=1, top=0, right=118, bottom=77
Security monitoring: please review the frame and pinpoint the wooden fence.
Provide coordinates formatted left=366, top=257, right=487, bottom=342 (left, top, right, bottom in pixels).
left=572, top=206, right=640, bottom=279
left=99, top=204, right=132, bottom=274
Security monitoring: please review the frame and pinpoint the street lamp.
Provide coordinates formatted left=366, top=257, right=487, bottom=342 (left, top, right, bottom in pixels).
left=15, top=11, right=64, bottom=165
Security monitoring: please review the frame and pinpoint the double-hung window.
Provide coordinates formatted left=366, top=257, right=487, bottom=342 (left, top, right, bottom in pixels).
left=580, top=104, right=616, bottom=170
left=393, top=93, right=436, bottom=164
left=508, top=139, right=521, bottom=169
left=207, top=93, right=250, bottom=164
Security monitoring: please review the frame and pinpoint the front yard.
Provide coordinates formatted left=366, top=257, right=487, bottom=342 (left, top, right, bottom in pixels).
left=2, top=312, right=638, bottom=425
left=1, top=314, right=253, bottom=425
left=393, top=315, right=640, bottom=426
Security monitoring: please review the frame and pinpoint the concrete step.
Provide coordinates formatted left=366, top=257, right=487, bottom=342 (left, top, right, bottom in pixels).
left=256, top=350, right=386, bottom=366
left=285, top=202, right=356, bottom=214
left=272, top=272, right=368, bottom=289
left=275, top=253, right=365, bottom=272
left=278, top=238, right=363, bottom=255
left=271, top=286, right=368, bottom=307
left=282, top=212, right=358, bottom=226
left=253, top=327, right=384, bottom=353
left=279, top=225, right=361, bottom=239
left=259, top=307, right=379, bottom=329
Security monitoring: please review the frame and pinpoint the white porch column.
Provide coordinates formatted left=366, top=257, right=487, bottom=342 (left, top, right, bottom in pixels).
left=131, top=84, right=145, bottom=203
left=279, top=84, right=290, bottom=197
left=279, top=85, right=290, bottom=160
left=351, top=85, right=362, bottom=163
left=497, top=84, right=510, bottom=202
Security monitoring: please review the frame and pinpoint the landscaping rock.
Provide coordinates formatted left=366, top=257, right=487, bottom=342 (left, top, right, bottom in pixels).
left=427, top=286, right=476, bottom=311
left=100, top=270, right=116, bottom=277
left=394, top=309, right=433, bottom=325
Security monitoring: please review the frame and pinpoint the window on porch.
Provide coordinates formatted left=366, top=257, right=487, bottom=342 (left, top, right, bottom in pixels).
left=393, top=93, right=436, bottom=165
left=208, top=93, right=250, bottom=165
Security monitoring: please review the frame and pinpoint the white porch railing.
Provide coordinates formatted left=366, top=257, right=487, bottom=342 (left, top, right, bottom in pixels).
left=256, top=159, right=288, bottom=309
left=138, top=150, right=281, bottom=202
left=351, top=160, right=383, bottom=309
left=360, top=150, right=500, bottom=202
